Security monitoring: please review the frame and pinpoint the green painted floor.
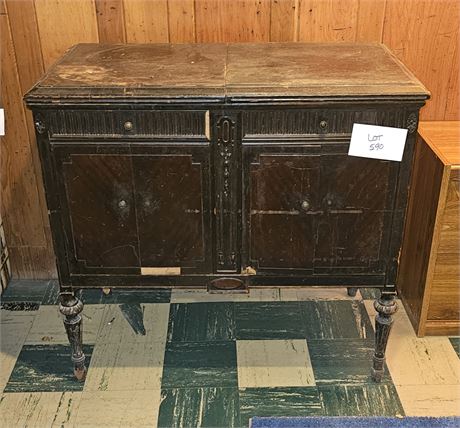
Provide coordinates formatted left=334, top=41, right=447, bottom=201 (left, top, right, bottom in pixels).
left=1, top=280, right=459, bottom=427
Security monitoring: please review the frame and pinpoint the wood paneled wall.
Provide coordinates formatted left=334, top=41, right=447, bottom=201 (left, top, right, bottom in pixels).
left=1, top=0, right=459, bottom=279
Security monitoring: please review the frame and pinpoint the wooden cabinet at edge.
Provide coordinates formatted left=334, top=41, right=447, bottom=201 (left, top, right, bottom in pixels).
left=398, top=121, right=460, bottom=336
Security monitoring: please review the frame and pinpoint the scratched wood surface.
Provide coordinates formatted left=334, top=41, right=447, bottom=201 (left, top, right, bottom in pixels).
left=27, top=42, right=427, bottom=100
left=2, top=0, right=459, bottom=278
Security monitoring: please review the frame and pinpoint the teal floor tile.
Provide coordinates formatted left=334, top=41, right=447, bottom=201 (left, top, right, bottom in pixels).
left=4, top=344, right=93, bottom=392
left=77, top=288, right=118, bottom=304
left=40, top=280, right=60, bottom=305
left=42, top=285, right=171, bottom=305
left=162, top=341, right=237, bottom=388
left=449, top=337, right=460, bottom=358
left=79, top=288, right=170, bottom=304
left=111, top=288, right=171, bottom=304
left=158, top=387, right=240, bottom=428
left=319, top=384, right=404, bottom=416
left=301, top=300, right=373, bottom=339
left=239, top=387, right=323, bottom=427
left=235, top=302, right=306, bottom=339
left=168, top=303, right=235, bottom=342
left=359, top=288, right=381, bottom=299
left=2, top=280, right=51, bottom=303
left=41, top=282, right=116, bottom=305
left=308, top=339, right=391, bottom=385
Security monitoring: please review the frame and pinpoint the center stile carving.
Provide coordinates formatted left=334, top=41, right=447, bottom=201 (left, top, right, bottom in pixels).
left=215, top=116, right=240, bottom=272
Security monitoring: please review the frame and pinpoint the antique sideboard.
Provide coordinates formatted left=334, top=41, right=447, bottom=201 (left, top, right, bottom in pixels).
left=24, top=43, right=429, bottom=382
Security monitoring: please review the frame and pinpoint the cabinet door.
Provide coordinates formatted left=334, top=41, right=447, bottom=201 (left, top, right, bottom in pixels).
left=55, top=145, right=211, bottom=275
left=313, top=153, right=396, bottom=273
left=244, top=144, right=397, bottom=275
left=56, top=149, right=140, bottom=271
left=132, top=146, right=211, bottom=273
left=246, top=151, right=320, bottom=271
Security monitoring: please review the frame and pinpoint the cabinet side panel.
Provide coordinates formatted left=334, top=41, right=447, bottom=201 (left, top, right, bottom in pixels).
left=397, top=135, right=445, bottom=330
left=427, top=169, right=460, bottom=321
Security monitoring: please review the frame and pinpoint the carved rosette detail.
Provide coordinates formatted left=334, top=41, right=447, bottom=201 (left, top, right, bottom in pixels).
left=406, top=112, right=418, bottom=134
left=34, top=115, right=46, bottom=134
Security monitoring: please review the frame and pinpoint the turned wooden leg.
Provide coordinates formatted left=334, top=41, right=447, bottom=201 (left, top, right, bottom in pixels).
left=347, top=287, right=358, bottom=297
left=59, top=292, right=87, bottom=381
left=371, top=291, right=397, bottom=382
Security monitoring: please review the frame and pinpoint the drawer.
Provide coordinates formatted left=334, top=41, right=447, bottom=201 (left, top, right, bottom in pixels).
left=46, top=109, right=209, bottom=139
left=242, top=108, right=417, bottom=139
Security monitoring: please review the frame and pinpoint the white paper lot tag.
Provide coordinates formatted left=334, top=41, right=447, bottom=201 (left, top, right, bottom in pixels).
left=348, top=123, right=408, bottom=162
left=0, top=109, right=4, bottom=136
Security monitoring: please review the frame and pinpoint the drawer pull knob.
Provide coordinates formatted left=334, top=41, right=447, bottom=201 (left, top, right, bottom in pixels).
left=118, top=200, right=127, bottom=209
left=124, top=121, right=133, bottom=131
left=319, top=120, right=328, bottom=129
left=301, top=200, right=310, bottom=211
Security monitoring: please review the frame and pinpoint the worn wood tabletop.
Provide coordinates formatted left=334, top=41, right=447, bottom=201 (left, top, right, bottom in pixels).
left=26, top=42, right=429, bottom=102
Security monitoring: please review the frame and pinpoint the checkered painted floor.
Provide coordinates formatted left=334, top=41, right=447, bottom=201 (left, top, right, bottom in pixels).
left=1, top=280, right=459, bottom=427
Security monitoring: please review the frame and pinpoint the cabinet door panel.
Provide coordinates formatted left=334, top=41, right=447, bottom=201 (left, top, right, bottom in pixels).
left=245, top=145, right=397, bottom=274
left=62, top=154, right=139, bottom=268
left=248, top=154, right=320, bottom=270
left=133, top=154, right=209, bottom=271
left=314, top=155, right=394, bottom=272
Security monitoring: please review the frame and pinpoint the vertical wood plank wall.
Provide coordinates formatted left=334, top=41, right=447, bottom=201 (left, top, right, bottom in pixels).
left=1, top=0, right=459, bottom=279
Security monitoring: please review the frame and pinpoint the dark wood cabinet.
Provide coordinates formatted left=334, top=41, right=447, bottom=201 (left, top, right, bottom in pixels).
left=54, top=146, right=212, bottom=275
left=25, top=42, right=429, bottom=382
left=245, top=147, right=396, bottom=275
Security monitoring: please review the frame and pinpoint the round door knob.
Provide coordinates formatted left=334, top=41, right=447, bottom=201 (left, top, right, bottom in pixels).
left=118, top=200, right=127, bottom=208
left=319, top=120, right=328, bottom=129
left=301, top=200, right=310, bottom=211
left=124, top=121, right=133, bottom=131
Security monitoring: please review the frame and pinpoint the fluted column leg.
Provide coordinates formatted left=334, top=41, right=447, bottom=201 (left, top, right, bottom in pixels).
left=59, top=292, right=87, bottom=381
left=371, top=291, right=397, bottom=382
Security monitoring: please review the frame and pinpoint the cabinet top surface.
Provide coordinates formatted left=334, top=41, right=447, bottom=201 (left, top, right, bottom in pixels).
left=418, top=121, right=460, bottom=166
left=25, top=42, right=429, bottom=104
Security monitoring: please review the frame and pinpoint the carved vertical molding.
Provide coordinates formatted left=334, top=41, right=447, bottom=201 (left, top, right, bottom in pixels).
left=214, top=116, right=240, bottom=272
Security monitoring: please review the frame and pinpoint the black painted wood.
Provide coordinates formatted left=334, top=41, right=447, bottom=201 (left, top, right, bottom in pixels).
left=59, top=292, right=86, bottom=381
left=24, top=43, right=429, bottom=382
left=372, top=291, right=398, bottom=382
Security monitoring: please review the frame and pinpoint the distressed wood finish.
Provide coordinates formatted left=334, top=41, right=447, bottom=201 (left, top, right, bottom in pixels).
left=398, top=121, right=460, bottom=336
left=26, top=43, right=426, bottom=101
left=25, top=42, right=429, bottom=380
